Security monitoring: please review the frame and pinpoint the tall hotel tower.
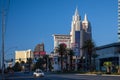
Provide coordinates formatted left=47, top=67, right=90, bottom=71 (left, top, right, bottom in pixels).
left=70, top=8, right=92, bottom=57
left=118, top=0, right=120, bottom=41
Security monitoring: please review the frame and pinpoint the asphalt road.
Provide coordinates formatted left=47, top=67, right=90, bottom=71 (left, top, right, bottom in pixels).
left=1, top=72, right=120, bottom=80
left=4, top=72, right=79, bottom=80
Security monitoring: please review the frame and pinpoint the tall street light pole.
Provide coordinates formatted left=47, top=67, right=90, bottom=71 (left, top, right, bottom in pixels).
left=1, top=0, right=10, bottom=79
left=1, top=5, right=5, bottom=80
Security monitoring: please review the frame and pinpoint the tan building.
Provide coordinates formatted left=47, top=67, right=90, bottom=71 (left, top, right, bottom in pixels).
left=15, top=49, right=33, bottom=63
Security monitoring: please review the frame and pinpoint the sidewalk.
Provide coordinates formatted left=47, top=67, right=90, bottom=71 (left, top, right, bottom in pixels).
left=75, top=73, right=120, bottom=76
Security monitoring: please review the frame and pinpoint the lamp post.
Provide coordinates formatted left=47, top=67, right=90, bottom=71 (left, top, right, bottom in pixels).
left=1, top=0, right=10, bottom=79
left=1, top=6, right=5, bottom=80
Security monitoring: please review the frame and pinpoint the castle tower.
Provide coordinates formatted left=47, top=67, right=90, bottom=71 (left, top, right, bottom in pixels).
left=70, top=7, right=82, bottom=46
left=82, top=14, right=92, bottom=40
left=70, top=8, right=92, bottom=57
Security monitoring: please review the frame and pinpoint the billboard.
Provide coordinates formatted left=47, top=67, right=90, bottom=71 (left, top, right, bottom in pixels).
left=34, top=51, right=46, bottom=57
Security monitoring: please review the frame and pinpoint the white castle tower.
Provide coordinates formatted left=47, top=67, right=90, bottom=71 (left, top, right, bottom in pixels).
left=70, top=8, right=92, bottom=57
left=70, top=8, right=81, bottom=44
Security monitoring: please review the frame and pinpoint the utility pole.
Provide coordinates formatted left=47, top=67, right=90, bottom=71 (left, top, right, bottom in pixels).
left=1, top=4, right=5, bottom=80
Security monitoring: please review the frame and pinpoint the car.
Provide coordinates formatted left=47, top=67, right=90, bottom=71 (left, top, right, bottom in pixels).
left=33, top=69, right=44, bottom=77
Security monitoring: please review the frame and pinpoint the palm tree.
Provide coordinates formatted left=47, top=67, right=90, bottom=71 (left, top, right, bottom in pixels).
left=92, top=51, right=99, bottom=71
left=21, top=61, right=25, bottom=65
left=13, top=62, right=22, bottom=72
left=103, top=61, right=112, bottom=74
left=19, top=58, right=21, bottom=63
left=64, top=51, right=68, bottom=71
left=26, top=58, right=32, bottom=71
left=115, top=47, right=120, bottom=73
left=67, top=49, right=74, bottom=71
left=43, top=54, right=49, bottom=71
left=20, top=61, right=25, bottom=71
left=35, top=58, right=44, bottom=70
left=82, top=39, right=95, bottom=71
left=48, top=57, right=53, bottom=71
left=58, top=43, right=67, bottom=71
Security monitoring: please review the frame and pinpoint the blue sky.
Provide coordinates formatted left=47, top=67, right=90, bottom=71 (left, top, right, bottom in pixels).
left=0, top=0, right=118, bottom=59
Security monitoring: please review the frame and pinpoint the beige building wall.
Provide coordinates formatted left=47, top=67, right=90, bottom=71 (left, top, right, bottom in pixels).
left=15, top=49, right=33, bottom=63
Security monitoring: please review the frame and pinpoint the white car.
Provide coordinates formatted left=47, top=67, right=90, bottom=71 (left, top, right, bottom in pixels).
left=33, top=69, right=44, bottom=77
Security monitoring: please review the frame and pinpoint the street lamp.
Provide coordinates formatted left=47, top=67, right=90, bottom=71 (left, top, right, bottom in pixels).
left=1, top=6, right=5, bottom=79
left=1, top=0, right=10, bottom=79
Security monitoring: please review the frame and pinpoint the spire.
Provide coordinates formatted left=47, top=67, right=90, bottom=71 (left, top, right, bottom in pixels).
left=75, top=7, right=79, bottom=16
left=84, top=14, right=88, bottom=21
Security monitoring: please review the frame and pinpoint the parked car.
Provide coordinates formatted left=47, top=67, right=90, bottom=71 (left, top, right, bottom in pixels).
left=33, top=69, right=44, bottom=77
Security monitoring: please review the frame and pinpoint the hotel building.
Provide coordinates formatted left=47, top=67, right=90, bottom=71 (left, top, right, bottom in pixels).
left=15, top=49, right=33, bottom=63
left=34, top=43, right=46, bottom=59
left=52, top=8, right=92, bottom=71
left=70, top=8, right=92, bottom=57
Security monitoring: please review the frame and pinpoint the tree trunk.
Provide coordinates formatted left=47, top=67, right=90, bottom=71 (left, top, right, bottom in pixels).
left=106, top=67, right=111, bottom=74
left=61, top=54, right=63, bottom=72
left=118, top=67, right=120, bottom=73
left=70, top=55, right=72, bottom=71
left=89, top=54, right=92, bottom=71
left=75, top=56, right=78, bottom=71
left=93, top=58, right=96, bottom=71
left=66, top=54, right=68, bottom=71
left=119, top=55, right=120, bottom=73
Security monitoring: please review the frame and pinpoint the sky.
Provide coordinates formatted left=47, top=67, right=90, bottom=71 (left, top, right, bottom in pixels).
left=0, top=0, right=118, bottom=59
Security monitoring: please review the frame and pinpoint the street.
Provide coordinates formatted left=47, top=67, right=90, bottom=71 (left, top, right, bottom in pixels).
left=1, top=72, right=120, bottom=80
